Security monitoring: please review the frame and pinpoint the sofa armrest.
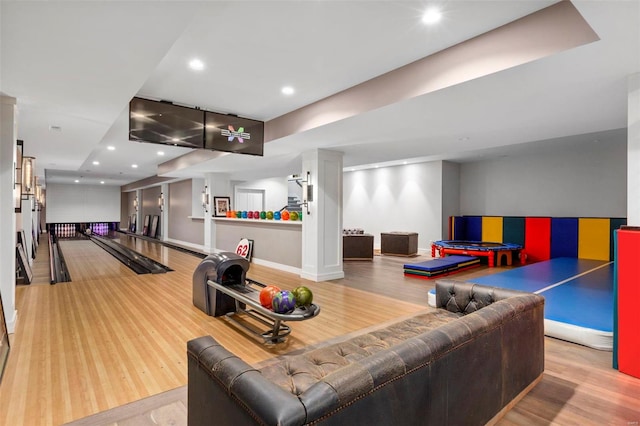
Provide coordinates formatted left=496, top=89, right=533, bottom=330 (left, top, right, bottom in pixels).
left=435, top=278, right=537, bottom=314
left=187, top=335, right=306, bottom=426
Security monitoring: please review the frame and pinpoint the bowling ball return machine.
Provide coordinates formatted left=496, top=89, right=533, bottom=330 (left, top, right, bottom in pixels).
left=193, top=252, right=320, bottom=343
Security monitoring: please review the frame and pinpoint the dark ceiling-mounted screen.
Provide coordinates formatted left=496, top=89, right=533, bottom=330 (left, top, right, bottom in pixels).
left=204, top=111, right=264, bottom=156
left=129, top=97, right=204, bottom=149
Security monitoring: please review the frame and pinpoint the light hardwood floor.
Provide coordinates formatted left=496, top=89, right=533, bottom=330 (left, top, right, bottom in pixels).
left=0, top=236, right=638, bottom=425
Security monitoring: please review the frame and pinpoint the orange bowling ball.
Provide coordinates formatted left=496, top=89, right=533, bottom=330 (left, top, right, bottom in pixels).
left=259, top=285, right=281, bottom=309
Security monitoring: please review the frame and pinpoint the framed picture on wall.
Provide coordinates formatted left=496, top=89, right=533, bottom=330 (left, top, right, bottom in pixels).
left=143, top=215, right=150, bottom=236
left=0, top=289, right=10, bottom=385
left=16, top=243, right=32, bottom=284
left=150, top=215, right=159, bottom=239
left=214, top=197, right=231, bottom=217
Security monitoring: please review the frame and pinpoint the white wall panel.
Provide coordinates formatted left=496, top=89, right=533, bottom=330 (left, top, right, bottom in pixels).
left=46, top=183, right=121, bottom=223
left=233, top=177, right=288, bottom=211
left=343, top=161, right=444, bottom=251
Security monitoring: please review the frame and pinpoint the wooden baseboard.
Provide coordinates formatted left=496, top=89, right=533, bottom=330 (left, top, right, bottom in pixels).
left=485, top=373, right=544, bottom=426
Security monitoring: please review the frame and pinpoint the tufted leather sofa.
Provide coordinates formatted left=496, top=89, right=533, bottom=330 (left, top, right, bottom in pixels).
left=187, top=279, right=544, bottom=426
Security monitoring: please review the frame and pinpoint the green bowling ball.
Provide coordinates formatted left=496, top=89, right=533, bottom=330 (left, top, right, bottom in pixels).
left=292, top=286, right=313, bottom=307
left=260, top=211, right=266, bottom=219
left=235, top=211, right=242, bottom=218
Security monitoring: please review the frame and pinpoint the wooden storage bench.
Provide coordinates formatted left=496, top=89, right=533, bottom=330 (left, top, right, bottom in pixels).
left=381, top=232, right=418, bottom=256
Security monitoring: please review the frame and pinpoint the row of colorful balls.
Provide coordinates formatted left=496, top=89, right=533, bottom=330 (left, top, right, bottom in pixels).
left=225, top=210, right=302, bottom=221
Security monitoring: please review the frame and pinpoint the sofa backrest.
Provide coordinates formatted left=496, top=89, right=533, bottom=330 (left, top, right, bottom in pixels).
left=435, top=278, right=531, bottom=314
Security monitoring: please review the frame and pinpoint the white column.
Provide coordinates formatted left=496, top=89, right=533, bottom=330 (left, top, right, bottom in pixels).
left=202, top=173, right=230, bottom=253
left=1, top=96, right=18, bottom=333
left=21, top=198, right=34, bottom=263
left=628, top=73, right=640, bottom=225
left=301, top=149, right=344, bottom=281
left=135, top=189, right=142, bottom=234
left=160, top=183, right=169, bottom=241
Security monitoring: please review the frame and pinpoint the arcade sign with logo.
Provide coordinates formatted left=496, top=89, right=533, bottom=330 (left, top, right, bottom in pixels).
left=205, top=111, right=264, bottom=156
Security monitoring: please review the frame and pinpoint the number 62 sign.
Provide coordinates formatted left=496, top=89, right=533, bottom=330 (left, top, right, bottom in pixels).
left=235, top=238, right=254, bottom=261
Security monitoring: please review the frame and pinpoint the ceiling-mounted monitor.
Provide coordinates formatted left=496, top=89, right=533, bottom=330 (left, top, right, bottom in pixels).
left=204, top=111, right=264, bottom=157
left=129, top=97, right=204, bottom=149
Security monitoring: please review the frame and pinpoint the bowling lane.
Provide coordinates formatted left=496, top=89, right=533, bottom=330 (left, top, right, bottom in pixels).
left=112, top=234, right=202, bottom=271
left=58, top=239, right=138, bottom=281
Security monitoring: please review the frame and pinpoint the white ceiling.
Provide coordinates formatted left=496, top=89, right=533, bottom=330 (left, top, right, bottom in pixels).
left=1, top=1, right=638, bottom=187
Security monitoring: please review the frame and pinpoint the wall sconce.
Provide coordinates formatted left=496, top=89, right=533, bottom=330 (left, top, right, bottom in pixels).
left=133, top=196, right=139, bottom=212
left=14, top=140, right=23, bottom=213
left=301, top=171, right=313, bottom=215
left=202, top=186, right=209, bottom=213
left=35, top=184, right=43, bottom=211
left=21, top=156, right=36, bottom=198
left=158, top=192, right=165, bottom=212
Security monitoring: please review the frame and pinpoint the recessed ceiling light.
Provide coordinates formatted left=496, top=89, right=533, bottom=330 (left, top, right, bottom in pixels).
left=422, top=8, right=442, bottom=24
left=403, top=161, right=408, bottom=165
left=157, top=151, right=165, bottom=156
left=100, top=181, right=105, bottom=184
left=171, top=138, right=180, bottom=142
left=189, top=58, right=205, bottom=71
left=107, top=146, right=115, bottom=151
left=92, top=161, right=99, bottom=165
left=281, top=86, right=295, bottom=95
left=74, top=179, right=79, bottom=183
left=132, top=164, right=138, bottom=168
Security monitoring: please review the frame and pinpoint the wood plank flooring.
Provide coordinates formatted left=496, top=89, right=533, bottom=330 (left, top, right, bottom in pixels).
left=0, top=237, right=638, bottom=425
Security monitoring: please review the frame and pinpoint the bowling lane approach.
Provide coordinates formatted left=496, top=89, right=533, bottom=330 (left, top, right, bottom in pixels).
left=58, top=239, right=139, bottom=282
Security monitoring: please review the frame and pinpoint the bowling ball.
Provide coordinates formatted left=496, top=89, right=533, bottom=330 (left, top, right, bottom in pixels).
left=253, top=210, right=260, bottom=219
left=292, top=286, right=313, bottom=307
left=247, top=211, right=254, bottom=219
left=260, top=211, right=266, bottom=219
left=272, top=290, right=296, bottom=314
left=226, top=211, right=232, bottom=218
left=241, top=211, right=248, bottom=219
left=274, top=211, right=281, bottom=220
left=266, top=211, right=274, bottom=220
left=281, top=210, right=290, bottom=220
left=236, top=211, right=242, bottom=218
left=290, top=211, right=299, bottom=221
left=259, top=285, right=281, bottom=309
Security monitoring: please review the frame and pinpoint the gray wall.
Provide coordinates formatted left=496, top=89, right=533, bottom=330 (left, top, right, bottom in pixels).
left=460, top=137, right=627, bottom=217
left=169, top=179, right=204, bottom=245
left=216, top=220, right=302, bottom=268
left=142, top=186, right=162, bottom=238
left=120, top=191, right=136, bottom=230
left=343, top=161, right=445, bottom=251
